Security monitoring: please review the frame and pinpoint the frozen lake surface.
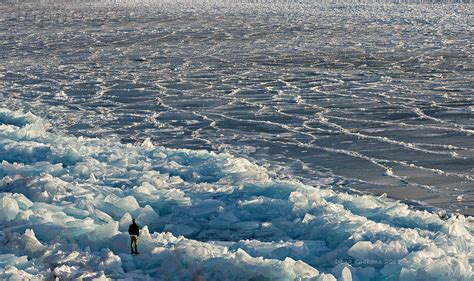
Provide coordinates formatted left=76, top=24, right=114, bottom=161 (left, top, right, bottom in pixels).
left=1, top=0, right=473, bottom=216
left=0, top=1, right=473, bottom=279
left=1, top=1, right=473, bottom=215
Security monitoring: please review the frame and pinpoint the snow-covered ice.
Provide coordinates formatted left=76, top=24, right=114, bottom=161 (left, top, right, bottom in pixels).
left=0, top=109, right=472, bottom=280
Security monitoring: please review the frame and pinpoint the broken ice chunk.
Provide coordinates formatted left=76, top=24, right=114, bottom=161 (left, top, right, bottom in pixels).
left=11, top=193, right=33, bottom=210
left=163, top=224, right=201, bottom=237
left=21, top=229, right=45, bottom=256
left=95, top=209, right=114, bottom=223
left=63, top=206, right=89, bottom=219
left=118, top=213, right=133, bottom=232
left=0, top=193, right=20, bottom=220
left=136, top=205, right=159, bottom=225
left=190, top=199, right=223, bottom=217
left=90, top=221, right=119, bottom=241
left=230, top=221, right=259, bottom=230
left=114, top=196, right=140, bottom=213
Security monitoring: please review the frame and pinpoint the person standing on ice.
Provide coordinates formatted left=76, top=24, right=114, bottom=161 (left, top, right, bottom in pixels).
left=128, top=219, right=140, bottom=254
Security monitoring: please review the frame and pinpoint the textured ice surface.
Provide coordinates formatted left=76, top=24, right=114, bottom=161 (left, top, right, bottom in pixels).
left=1, top=0, right=473, bottom=216
left=0, top=109, right=472, bottom=280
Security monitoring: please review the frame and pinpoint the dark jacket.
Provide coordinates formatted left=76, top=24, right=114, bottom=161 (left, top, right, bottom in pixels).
left=128, top=223, right=140, bottom=236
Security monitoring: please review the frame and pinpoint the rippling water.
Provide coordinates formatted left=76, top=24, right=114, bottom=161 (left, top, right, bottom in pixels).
left=1, top=0, right=473, bottom=215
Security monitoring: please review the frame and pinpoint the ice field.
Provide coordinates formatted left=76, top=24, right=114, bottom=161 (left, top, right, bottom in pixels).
left=0, top=0, right=473, bottom=280
left=1, top=0, right=473, bottom=215
left=0, top=108, right=472, bottom=280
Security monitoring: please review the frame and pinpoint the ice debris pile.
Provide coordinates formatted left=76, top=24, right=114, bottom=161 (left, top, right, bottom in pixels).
left=0, top=109, right=472, bottom=280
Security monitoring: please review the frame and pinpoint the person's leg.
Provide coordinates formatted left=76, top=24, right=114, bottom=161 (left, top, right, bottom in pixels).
left=134, top=238, right=139, bottom=254
left=130, top=237, right=134, bottom=254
